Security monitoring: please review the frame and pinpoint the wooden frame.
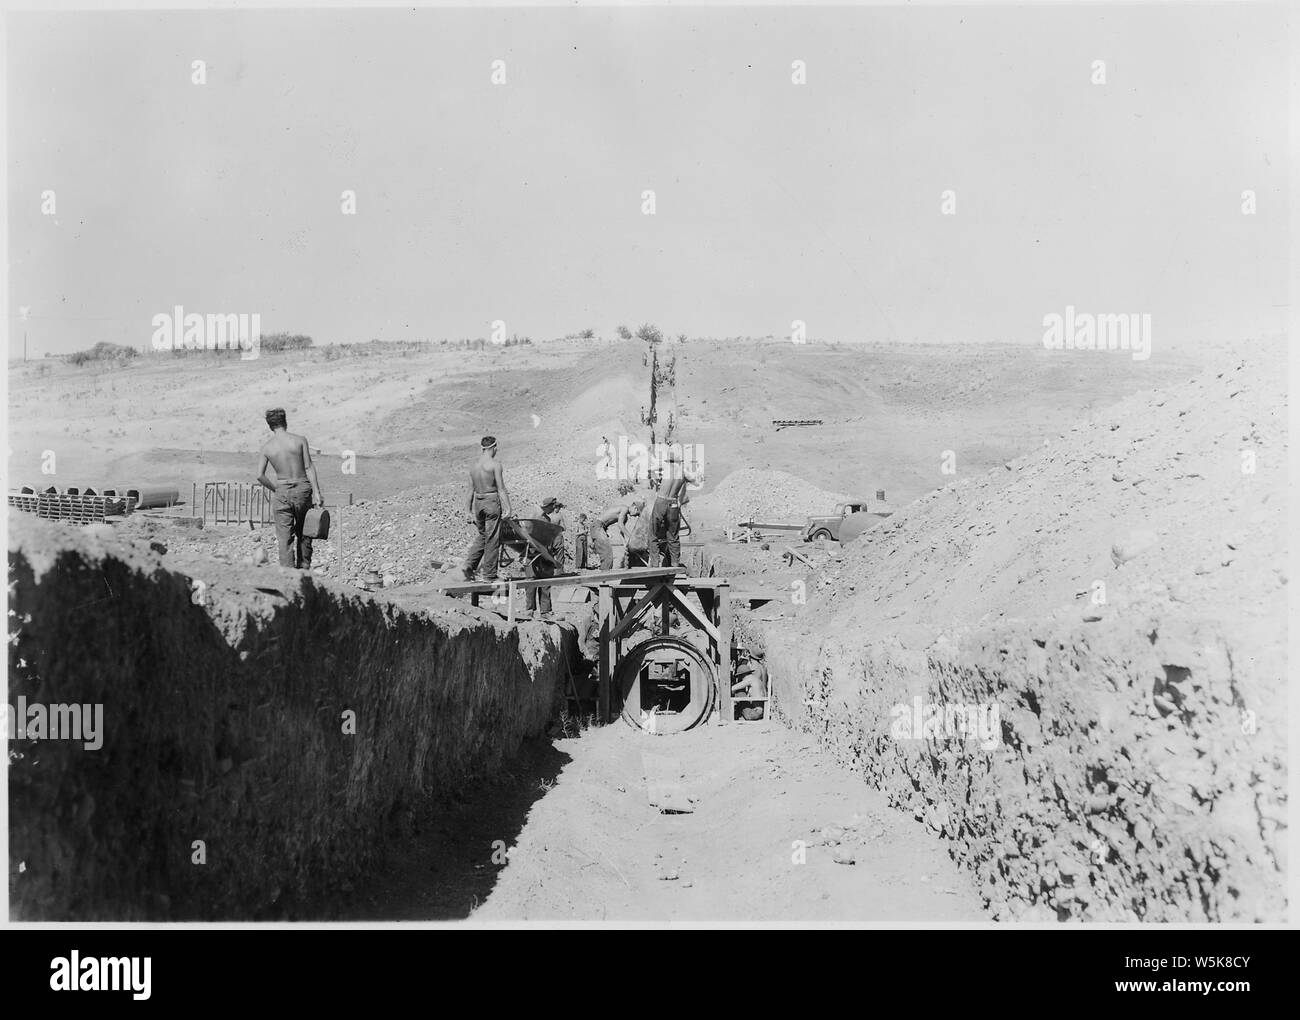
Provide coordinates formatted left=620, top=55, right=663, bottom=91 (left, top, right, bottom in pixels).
left=593, top=576, right=731, bottom=726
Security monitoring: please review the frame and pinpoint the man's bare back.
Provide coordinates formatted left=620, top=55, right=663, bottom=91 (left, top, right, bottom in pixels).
left=257, top=429, right=323, bottom=506
left=469, top=455, right=501, bottom=494
left=465, top=450, right=512, bottom=520
left=260, top=432, right=310, bottom=480
left=595, top=505, right=625, bottom=529
left=657, top=462, right=700, bottom=502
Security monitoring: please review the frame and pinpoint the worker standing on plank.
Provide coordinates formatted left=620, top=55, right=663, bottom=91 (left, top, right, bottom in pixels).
left=256, top=407, right=324, bottom=570
left=526, top=496, right=566, bottom=619
left=589, top=502, right=629, bottom=571
left=651, top=445, right=702, bottom=567
left=462, top=435, right=513, bottom=583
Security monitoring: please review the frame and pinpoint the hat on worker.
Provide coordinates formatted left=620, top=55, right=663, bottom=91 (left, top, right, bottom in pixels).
left=541, top=496, right=563, bottom=512
left=481, top=435, right=497, bottom=449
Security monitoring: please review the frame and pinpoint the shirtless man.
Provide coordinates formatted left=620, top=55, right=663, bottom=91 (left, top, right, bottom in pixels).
left=589, top=502, right=631, bottom=571
left=256, top=408, right=324, bottom=569
left=651, top=445, right=702, bottom=567
left=462, top=435, right=513, bottom=582
left=731, top=646, right=769, bottom=721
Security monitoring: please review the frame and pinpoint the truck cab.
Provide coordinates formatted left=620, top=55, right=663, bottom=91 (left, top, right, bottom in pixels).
left=802, top=501, right=871, bottom=542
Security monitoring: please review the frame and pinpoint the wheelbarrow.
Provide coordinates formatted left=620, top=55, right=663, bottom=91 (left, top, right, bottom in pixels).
left=498, top=516, right=567, bottom=577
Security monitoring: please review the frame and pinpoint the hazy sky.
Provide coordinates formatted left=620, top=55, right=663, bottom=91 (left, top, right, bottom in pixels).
left=6, top=3, right=1290, bottom=356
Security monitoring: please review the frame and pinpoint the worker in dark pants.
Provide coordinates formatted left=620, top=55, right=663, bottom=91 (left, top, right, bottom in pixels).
left=590, top=503, right=626, bottom=571
left=574, top=513, right=589, bottom=569
left=462, top=436, right=513, bottom=582
left=256, top=407, right=325, bottom=569
left=651, top=446, right=701, bottom=567
left=526, top=496, right=565, bottom=619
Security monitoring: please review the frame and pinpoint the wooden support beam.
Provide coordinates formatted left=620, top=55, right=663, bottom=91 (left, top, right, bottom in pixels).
left=438, top=564, right=683, bottom=597
left=783, top=545, right=815, bottom=568
left=666, top=585, right=719, bottom=645
left=717, top=583, right=732, bottom=726
left=598, top=585, right=613, bottom=723
left=611, top=584, right=662, bottom=642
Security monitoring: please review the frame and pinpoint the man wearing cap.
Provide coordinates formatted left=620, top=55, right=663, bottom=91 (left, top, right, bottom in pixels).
left=651, top=445, right=702, bottom=567
left=462, top=435, right=513, bottom=583
left=525, top=496, right=566, bottom=618
left=589, top=502, right=632, bottom=571
left=256, top=408, right=324, bottom=569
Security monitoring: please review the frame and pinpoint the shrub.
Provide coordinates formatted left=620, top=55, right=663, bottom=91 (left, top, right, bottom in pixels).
left=68, top=342, right=138, bottom=367
left=260, top=332, right=313, bottom=353
left=636, top=323, right=663, bottom=345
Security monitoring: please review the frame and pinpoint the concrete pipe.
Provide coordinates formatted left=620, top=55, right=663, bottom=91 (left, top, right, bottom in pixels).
left=617, top=635, right=716, bottom=734
left=124, top=486, right=180, bottom=509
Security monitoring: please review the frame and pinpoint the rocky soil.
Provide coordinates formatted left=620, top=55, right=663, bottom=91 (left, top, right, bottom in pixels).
left=765, top=342, right=1287, bottom=922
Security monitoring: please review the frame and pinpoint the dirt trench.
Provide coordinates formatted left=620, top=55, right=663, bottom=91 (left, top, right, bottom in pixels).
left=8, top=517, right=575, bottom=920
left=332, top=719, right=987, bottom=923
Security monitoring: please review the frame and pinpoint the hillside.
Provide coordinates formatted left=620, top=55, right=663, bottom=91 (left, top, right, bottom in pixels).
left=763, top=339, right=1287, bottom=922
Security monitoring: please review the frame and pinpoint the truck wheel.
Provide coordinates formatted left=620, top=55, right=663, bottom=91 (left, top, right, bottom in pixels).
left=811, top=529, right=832, bottom=542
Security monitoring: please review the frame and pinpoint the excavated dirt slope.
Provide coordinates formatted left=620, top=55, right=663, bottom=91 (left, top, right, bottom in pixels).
left=8, top=516, right=576, bottom=920
left=765, top=345, right=1287, bottom=922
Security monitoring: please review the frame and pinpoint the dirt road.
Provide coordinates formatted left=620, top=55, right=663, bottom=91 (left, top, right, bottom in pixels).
left=337, top=720, right=987, bottom=923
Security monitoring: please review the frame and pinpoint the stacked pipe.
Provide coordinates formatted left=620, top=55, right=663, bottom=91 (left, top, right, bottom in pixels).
left=8, top=492, right=128, bottom=524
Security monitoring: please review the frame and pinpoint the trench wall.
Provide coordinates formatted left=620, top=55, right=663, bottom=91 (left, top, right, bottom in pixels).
left=8, top=518, right=572, bottom=919
left=765, top=597, right=1286, bottom=922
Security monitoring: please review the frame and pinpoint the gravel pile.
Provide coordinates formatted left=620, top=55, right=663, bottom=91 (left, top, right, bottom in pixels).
left=692, top=468, right=854, bottom=527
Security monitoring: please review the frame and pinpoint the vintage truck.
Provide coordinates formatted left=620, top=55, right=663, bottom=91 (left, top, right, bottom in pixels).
left=802, top=501, right=891, bottom=542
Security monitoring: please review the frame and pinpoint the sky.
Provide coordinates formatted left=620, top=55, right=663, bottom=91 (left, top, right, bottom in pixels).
left=5, top=3, right=1291, bottom=356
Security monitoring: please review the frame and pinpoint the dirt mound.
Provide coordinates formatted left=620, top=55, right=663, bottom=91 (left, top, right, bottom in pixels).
left=766, top=342, right=1287, bottom=922
left=691, top=468, right=852, bottom=529
left=809, top=347, right=1286, bottom=634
